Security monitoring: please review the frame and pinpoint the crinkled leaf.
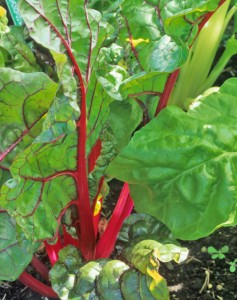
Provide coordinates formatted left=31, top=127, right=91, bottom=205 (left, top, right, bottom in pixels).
left=117, top=213, right=174, bottom=246
left=50, top=245, right=108, bottom=300
left=51, top=245, right=162, bottom=300
left=120, top=72, right=168, bottom=100
left=96, top=65, right=127, bottom=101
left=119, top=0, right=182, bottom=73
left=119, top=71, right=169, bottom=119
left=118, top=0, right=218, bottom=74
left=97, top=260, right=130, bottom=299
left=86, top=75, right=113, bottom=155
left=122, top=240, right=187, bottom=299
left=106, top=78, right=237, bottom=240
left=50, top=214, right=188, bottom=299
left=35, top=52, right=79, bottom=142
left=86, top=64, right=127, bottom=154
left=123, top=240, right=188, bottom=272
left=0, top=211, right=33, bottom=281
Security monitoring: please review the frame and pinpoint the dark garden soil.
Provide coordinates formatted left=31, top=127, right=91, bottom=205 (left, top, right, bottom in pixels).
left=161, top=226, right=237, bottom=300
left=0, top=222, right=236, bottom=300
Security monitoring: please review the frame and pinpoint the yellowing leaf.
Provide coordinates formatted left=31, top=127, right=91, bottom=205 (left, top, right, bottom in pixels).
left=0, top=6, right=6, bottom=17
left=126, top=38, right=149, bottom=47
left=93, top=194, right=103, bottom=216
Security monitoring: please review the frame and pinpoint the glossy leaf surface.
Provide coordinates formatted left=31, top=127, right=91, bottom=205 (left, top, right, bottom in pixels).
left=107, top=78, right=237, bottom=240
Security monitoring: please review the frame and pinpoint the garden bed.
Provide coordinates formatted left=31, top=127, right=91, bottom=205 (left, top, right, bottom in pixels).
left=0, top=225, right=236, bottom=300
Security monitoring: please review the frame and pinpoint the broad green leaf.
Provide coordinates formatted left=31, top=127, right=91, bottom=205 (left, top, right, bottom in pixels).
left=0, top=211, right=33, bottom=281
left=107, top=78, right=237, bottom=240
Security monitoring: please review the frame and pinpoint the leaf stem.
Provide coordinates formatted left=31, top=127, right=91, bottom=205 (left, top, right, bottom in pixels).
left=18, top=271, right=58, bottom=299
left=54, top=20, right=96, bottom=261
left=95, top=183, right=134, bottom=258
left=31, top=256, right=50, bottom=284
left=168, top=0, right=231, bottom=108
left=155, top=69, right=180, bottom=115
left=22, top=1, right=96, bottom=260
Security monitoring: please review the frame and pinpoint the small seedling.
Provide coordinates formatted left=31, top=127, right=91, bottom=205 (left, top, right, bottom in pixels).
left=207, top=245, right=229, bottom=259
left=227, top=258, right=237, bottom=272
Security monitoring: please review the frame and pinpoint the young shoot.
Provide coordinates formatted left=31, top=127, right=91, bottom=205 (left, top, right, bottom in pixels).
left=169, top=0, right=237, bottom=109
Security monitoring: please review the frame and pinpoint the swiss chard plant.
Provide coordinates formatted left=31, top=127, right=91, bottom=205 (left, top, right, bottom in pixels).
left=0, top=0, right=237, bottom=299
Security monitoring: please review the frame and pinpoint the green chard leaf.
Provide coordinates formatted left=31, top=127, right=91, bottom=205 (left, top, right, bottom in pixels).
left=18, top=0, right=114, bottom=143
left=1, top=132, right=77, bottom=241
left=0, top=0, right=120, bottom=245
left=0, top=211, right=33, bottom=281
left=116, top=213, right=175, bottom=246
left=107, top=78, right=237, bottom=240
left=0, top=68, right=58, bottom=188
left=91, top=0, right=220, bottom=126
left=118, top=0, right=219, bottom=74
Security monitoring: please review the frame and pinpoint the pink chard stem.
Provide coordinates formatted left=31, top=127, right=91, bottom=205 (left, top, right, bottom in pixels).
left=19, top=271, right=58, bottom=299
left=95, top=183, right=134, bottom=259
left=31, top=256, right=50, bottom=284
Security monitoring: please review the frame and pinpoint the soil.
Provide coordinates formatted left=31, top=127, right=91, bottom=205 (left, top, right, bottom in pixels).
left=161, top=226, right=237, bottom=300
